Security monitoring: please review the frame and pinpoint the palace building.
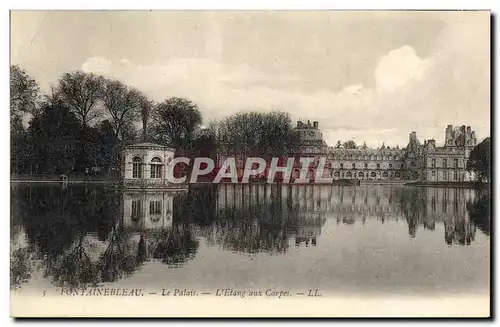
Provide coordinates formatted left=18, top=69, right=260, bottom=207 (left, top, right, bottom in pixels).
left=301, top=120, right=479, bottom=183
left=327, top=147, right=405, bottom=181
left=419, top=125, right=477, bottom=182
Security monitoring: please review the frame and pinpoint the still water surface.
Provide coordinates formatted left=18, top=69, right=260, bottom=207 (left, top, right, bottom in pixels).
left=10, top=184, right=490, bottom=296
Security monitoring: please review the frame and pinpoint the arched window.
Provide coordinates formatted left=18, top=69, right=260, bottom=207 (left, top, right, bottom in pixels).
left=346, top=171, right=352, bottom=179
left=382, top=172, right=389, bottom=178
left=395, top=172, right=401, bottom=178
left=358, top=171, right=364, bottom=178
left=150, top=157, right=162, bottom=179
left=388, top=155, right=393, bottom=160
left=370, top=172, right=376, bottom=178
left=334, top=171, right=340, bottom=178
left=132, top=157, right=142, bottom=179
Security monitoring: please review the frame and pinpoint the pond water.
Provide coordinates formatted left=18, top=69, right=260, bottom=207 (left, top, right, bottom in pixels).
left=10, top=183, right=490, bottom=297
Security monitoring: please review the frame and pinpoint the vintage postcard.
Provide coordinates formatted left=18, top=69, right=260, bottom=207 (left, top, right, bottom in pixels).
left=10, top=10, right=491, bottom=317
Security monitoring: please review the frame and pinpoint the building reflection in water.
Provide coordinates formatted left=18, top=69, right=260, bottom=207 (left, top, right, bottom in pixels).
left=214, top=184, right=327, bottom=251
left=121, top=191, right=174, bottom=231
left=9, top=183, right=490, bottom=291
left=118, top=190, right=198, bottom=269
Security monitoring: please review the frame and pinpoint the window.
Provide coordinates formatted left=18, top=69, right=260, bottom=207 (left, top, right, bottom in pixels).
left=395, top=172, right=401, bottom=178
left=150, top=201, right=162, bottom=214
left=352, top=163, right=355, bottom=169
left=453, top=171, right=458, bottom=180
left=334, top=171, right=340, bottom=178
left=358, top=171, right=364, bottom=178
left=364, top=163, right=368, bottom=169
left=443, top=171, right=447, bottom=180
left=454, top=159, right=459, bottom=168
left=346, top=171, right=352, bottom=179
left=432, top=159, right=436, bottom=168
left=389, top=155, right=393, bottom=160
left=382, top=172, right=388, bottom=178
left=370, top=172, right=376, bottom=178
left=150, top=157, right=162, bottom=179
left=131, top=200, right=141, bottom=218
left=432, top=171, right=436, bottom=177
left=389, top=163, right=393, bottom=169
left=132, top=157, right=142, bottom=179
left=443, top=159, right=447, bottom=168
left=376, top=163, right=380, bottom=169
left=340, top=163, right=344, bottom=169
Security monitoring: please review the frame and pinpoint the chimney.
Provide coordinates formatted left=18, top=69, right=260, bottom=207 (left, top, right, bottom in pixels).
left=307, top=120, right=311, bottom=126
left=313, top=121, right=318, bottom=129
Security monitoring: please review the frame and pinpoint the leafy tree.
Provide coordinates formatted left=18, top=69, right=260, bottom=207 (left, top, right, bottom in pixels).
left=380, top=142, right=386, bottom=150
left=151, top=97, right=203, bottom=150
left=361, top=142, right=368, bottom=150
left=343, top=140, right=357, bottom=149
left=137, top=93, right=154, bottom=142
left=10, top=66, right=40, bottom=174
left=28, top=104, right=82, bottom=174
left=10, top=65, right=40, bottom=118
left=56, top=71, right=104, bottom=128
left=216, top=111, right=299, bottom=156
left=335, top=140, right=342, bottom=148
left=101, top=79, right=142, bottom=140
left=466, top=137, right=491, bottom=182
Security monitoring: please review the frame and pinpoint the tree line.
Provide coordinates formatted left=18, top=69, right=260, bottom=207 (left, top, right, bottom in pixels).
left=10, top=65, right=300, bottom=176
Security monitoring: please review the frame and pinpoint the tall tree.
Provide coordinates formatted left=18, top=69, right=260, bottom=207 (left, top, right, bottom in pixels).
left=56, top=71, right=104, bottom=128
left=335, top=140, right=342, bottom=149
left=10, top=65, right=39, bottom=174
left=28, top=104, right=82, bottom=174
left=152, top=97, right=202, bottom=150
left=361, top=142, right=368, bottom=149
left=343, top=140, right=357, bottom=149
left=216, top=111, right=299, bottom=156
left=137, top=93, right=154, bottom=142
left=101, top=79, right=141, bottom=140
left=10, top=65, right=40, bottom=118
left=466, top=137, right=491, bottom=182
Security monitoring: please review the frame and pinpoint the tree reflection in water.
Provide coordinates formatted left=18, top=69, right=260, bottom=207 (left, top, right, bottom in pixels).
left=467, top=190, right=491, bottom=236
left=10, top=184, right=491, bottom=290
left=150, top=224, right=199, bottom=267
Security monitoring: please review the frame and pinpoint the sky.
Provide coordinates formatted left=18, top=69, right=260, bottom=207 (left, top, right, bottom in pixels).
left=10, top=10, right=490, bottom=148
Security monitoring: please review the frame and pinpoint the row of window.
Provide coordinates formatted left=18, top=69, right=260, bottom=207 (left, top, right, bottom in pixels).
left=430, top=158, right=460, bottom=169
left=330, top=155, right=401, bottom=161
left=337, top=163, right=401, bottom=169
left=334, top=171, right=402, bottom=178
left=132, top=156, right=163, bottom=179
left=131, top=200, right=163, bottom=216
left=430, top=170, right=459, bottom=180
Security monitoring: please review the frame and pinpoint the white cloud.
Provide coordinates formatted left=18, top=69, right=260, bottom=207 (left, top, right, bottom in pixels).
left=80, top=27, right=488, bottom=148
left=374, top=45, right=431, bottom=92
